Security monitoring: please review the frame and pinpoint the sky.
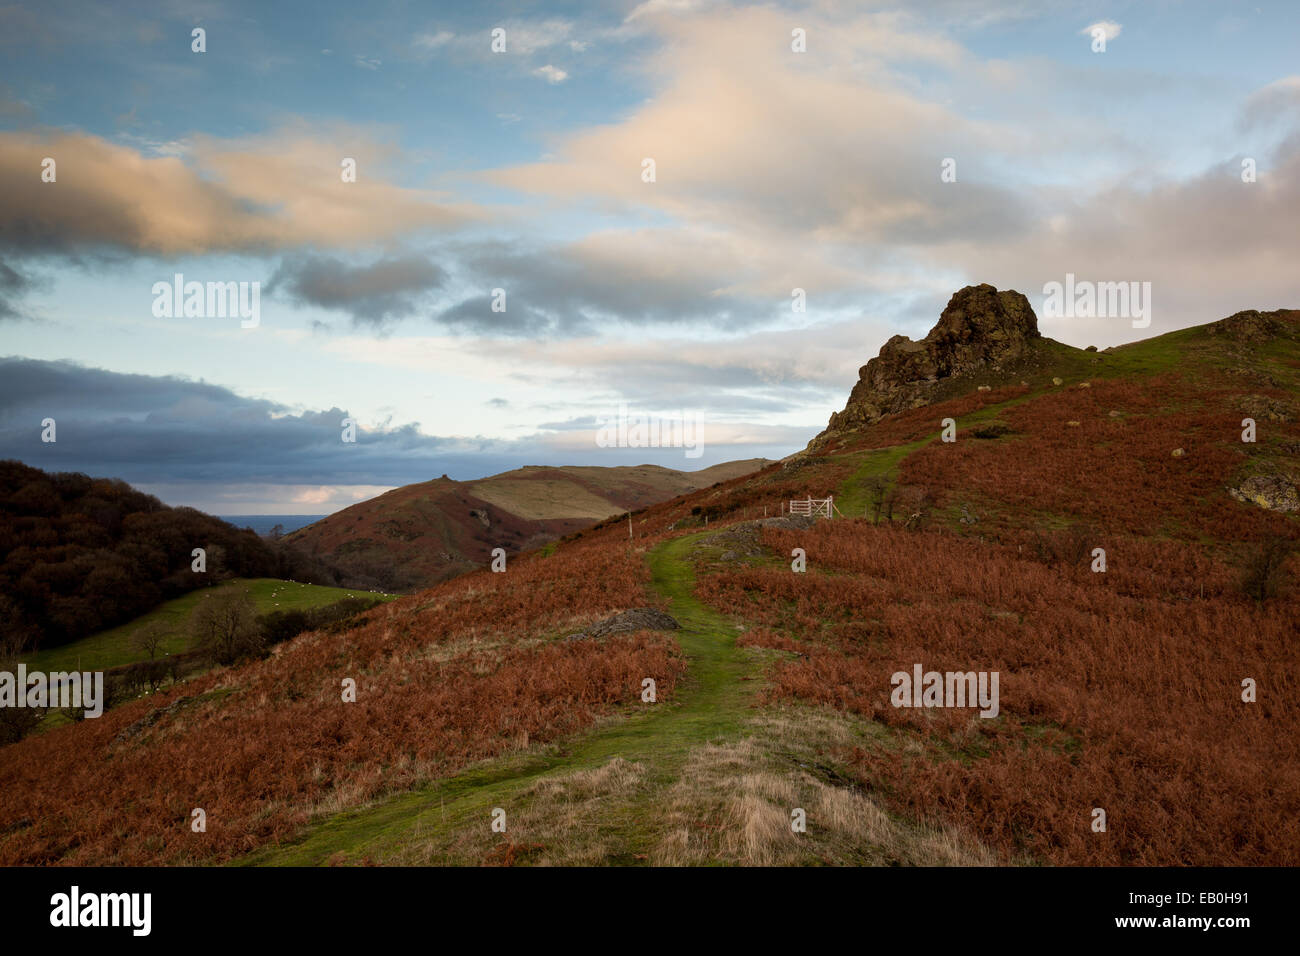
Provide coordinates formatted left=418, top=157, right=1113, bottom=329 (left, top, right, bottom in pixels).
left=1, top=0, right=1298, bottom=514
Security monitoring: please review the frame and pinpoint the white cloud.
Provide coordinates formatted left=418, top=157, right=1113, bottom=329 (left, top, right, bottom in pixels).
left=504, top=19, right=574, bottom=54
left=1080, top=20, right=1122, bottom=42
left=1240, top=75, right=1300, bottom=130
left=533, top=64, right=569, bottom=84
left=414, top=31, right=454, bottom=50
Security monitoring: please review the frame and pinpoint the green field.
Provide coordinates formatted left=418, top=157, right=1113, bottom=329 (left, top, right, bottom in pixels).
left=21, top=578, right=400, bottom=673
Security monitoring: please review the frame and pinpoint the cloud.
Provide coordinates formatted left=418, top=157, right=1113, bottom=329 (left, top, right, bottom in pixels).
left=0, top=356, right=496, bottom=487
left=0, top=86, right=33, bottom=119
left=0, top=258, right=36, bottom=320
left=432, top=230, right=776, bottom=337
left=500, top=19, right=575, bottom=54
left=489, top=6, right=1031, bottom=246
left=413, top=31, right=455, bottom=51
left=1240, top=75, right=1300, bottom=131
left=1079, top=20, right=1122, bottom=42
left=0, top=358, right=797, bottom=511
left=944, top=134, right=1300, bottom=343
left=626, top=0, right=712, bottom=23
left=533, top=64, right=569, bottom=84
left=268, top=254, right=448, bottom=327
left=0, top=128, right=475, bottom=258
left=352, top=54, right=382, bottom=70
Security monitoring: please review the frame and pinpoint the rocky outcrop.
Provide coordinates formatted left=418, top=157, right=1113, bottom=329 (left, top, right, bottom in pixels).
left=565, top=607, right=681, bottom=642
left=809, top=284, right=1041, bottom=451
left=1230, top=474, right=1299, bottom=513
left=1207, top=310, right=1288, bottom=344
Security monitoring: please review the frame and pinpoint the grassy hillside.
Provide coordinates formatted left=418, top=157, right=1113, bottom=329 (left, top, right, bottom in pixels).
left=21, top=578, right=398, bottom=673
left=286, top=459, right=773, bottom=591
left=2, top=307, right=1297, bottom=867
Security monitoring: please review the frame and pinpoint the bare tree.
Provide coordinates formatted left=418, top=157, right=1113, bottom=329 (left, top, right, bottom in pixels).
left=132, top=620, right=167, bottom=660
left=190, top=589, right=263, bottom=666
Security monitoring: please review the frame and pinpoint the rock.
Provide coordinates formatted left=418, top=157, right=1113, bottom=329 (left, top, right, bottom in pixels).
left=1085, top=345, right=1098, bottom=352
left=813, top=284, right=1041, bottom=446
left=977, top=385, right=991, bottom=392
left=1206, top=310, right=1287, bottom=343
left=1171, top=448, right=1186, bottom=458
left=1052, top=377, right=1063, bottom=386
left=958, top=503, right=978, bottom=525
left=1108, top=410, right=1122, bottom=418
left=1239, top=394, right=1294, bottom=423
left=1067, top=421, right=1081, bottom=427
left=469, top=508, right=490, bottom=528
left=566, top=607, right=682, bottom=642
left=1229, top=475, right=1299, bottom=513
left=114, top=696, right=192, bottom=744
left=1078, top=381, right=1091, bottom=389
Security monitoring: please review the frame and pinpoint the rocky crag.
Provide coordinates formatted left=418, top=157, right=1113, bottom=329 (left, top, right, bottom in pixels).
left=805, top=284, right=1043, bottom=454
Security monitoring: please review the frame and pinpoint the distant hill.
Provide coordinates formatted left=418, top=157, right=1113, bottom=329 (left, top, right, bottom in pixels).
left=220, top=515, right=327, bottom=536
left=286, top=459, right=774, bottom=590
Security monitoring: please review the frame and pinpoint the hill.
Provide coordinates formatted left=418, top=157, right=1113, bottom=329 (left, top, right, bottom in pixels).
left=2, top=287, right=1297, bottom=867
left=0, top=461, right=341, bottom=655
left=285, top=459, right=773, bottom=591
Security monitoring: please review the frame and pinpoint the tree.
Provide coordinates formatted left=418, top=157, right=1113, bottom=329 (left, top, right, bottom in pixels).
left=190, top=589, right=264, bottom=666
left=0, top=607, right=43, bottom=745
left=131, top=620, right=171, bottom=691
left=131, top=620, right=168, bottom=660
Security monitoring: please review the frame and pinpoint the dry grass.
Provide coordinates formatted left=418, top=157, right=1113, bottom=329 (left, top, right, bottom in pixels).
left=649, top=709, right=1002, bottom=866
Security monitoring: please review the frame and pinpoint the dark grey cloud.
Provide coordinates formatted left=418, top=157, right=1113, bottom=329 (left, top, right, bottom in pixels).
left=0, top=258, right=35, bottom=319
left=434, top=239, right=759, bottom=337
left=0, top=358, right=804, bottom=507
left=268, top=253, right=448, bottom=327
left=0, top=357, right=485, bottom=487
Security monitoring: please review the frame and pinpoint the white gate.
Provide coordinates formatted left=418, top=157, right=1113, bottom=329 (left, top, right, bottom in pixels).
left=788, top=496, right=835, bottom=518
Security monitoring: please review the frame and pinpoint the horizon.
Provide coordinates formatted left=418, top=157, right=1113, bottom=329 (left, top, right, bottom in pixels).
left=2, top=0, right=1298, bottom=512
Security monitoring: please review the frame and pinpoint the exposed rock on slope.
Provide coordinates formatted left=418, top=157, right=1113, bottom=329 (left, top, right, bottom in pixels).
left=806, top=284, right=1042, bottom=454
left=1230, top=474, right=1299, bottom=513
left=1207, top=309, right=1293, bottom=344
left=566, top=607, right=681, bottom=642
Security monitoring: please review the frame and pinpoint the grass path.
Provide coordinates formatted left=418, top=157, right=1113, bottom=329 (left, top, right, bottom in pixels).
left=239, top=531, right=763, bottom=866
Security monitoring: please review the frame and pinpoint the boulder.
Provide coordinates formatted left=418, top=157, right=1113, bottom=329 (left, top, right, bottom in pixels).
left=1230, top=475, right=1299, bottom=513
